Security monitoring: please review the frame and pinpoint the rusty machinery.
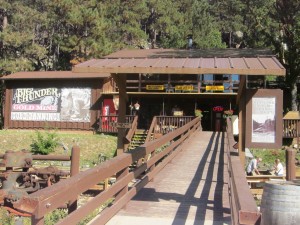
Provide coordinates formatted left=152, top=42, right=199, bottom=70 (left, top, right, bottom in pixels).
left=0, top=149, right=71, bottom=216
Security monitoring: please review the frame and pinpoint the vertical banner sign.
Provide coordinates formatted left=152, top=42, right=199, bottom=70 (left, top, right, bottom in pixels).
left=246, top=89, right=283, bottom=149
left=11, top=88, right=91, bottom=122
left=252, top=97, right=276, bottom=143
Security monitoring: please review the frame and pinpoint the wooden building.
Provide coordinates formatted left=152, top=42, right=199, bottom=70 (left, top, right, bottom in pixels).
left=1, top=48, right=285, bottom=133
left=1, top=71, right=111, bottom=131
left=75, top=48, right=285, bottom=132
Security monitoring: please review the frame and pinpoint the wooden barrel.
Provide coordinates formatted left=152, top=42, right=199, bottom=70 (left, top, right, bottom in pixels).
left=260, top=180, right=300, bottom=225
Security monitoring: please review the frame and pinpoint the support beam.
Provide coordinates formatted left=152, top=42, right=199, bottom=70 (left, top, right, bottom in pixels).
left=238, top=76, right=246, bottom=167
left=112, top=73, right=129, bottom=202
left=236, top=75, right=246, bottom=105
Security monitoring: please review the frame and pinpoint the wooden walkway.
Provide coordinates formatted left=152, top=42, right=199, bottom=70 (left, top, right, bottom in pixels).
left=107, top=131, right=231, bottom=225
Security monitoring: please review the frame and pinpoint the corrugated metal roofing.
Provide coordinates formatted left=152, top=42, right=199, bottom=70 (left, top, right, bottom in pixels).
left=0, top=71, right=110, bottom=80
left=73, top=49, right=285, bottom=76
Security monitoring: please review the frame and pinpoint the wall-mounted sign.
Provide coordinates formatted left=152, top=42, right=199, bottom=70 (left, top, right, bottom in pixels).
left=173, top=111, right=183, bottom=116
left=245, top=89, right=283, bottom=148
left=175, top=85, right=194, bottom=91
left=146, top=85, right=164, bottom=90
left=213, top=106, right=224, bottom=112
left=206, top=85, right=224, bottom=91
left=109, top=122, right=132, bottom=129
left=11, top=88, right=91, bottom=122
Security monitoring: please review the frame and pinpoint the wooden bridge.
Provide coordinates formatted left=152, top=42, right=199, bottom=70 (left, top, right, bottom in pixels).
left=10, top=117, right=260, bottom=225
left=107, top=131, right=231, bottom=225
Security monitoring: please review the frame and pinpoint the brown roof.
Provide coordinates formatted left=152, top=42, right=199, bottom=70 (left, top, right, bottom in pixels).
left=73, top=49, right=285, bottom=76
left=0, top=71, right=110, bottom=80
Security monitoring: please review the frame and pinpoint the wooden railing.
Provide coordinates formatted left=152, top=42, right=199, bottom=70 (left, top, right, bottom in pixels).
left=123, top=77, right=239, bottom=93
left=153, top=116, right=195, bottom=134
left=125, top=116, right=138, bottom=143
left=98, top=115, right=135, bottom=133
left=98, top=115, right=195, bottom=135
left=13, top=117, right=201, bottom=225
left=225, top=117, right=261, bottom=225
left=283, top=119, right=300, bottom=138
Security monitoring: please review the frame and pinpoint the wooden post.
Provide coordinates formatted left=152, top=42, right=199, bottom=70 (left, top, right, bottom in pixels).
left=238, top=76, right=246, bottom=167
left=286, top=147, right=296, bottom=181
left=112, top=74, right=129, bottom=202
left=68, top=145, right=80, bottom=214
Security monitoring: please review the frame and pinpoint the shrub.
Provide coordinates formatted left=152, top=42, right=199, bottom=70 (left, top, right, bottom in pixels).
left=30, top=130, right=59, bottom=155
left=45, top=209, right=68, bottom=225
left=0, top=208, right=14, bottom=225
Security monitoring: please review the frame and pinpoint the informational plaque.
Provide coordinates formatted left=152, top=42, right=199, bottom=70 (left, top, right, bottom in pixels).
left=245, top=89, right=283, bottom=149
left=252, top=97, right=276, bottom=143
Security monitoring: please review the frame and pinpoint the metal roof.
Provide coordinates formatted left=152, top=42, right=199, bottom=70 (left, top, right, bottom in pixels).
left=1, top=71, right=110, bottom=80
left=73, top=49, right=285, bottom=76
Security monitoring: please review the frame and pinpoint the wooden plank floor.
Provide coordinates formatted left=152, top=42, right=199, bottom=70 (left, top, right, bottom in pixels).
left=106, top=131, right=231, bottom=225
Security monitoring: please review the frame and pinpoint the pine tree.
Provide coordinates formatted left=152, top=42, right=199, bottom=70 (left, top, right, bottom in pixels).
left=190, top=0, right=226, bottom=49
left=105, top=0, right=149, bottom=50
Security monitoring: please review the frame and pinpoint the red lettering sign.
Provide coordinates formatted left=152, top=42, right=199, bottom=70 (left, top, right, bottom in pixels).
left=213, top=106, right=224, bottom=112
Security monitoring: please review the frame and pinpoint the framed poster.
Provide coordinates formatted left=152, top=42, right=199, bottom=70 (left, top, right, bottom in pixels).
left=245, top=89, right=283, bottom=149
left=11, top=88, right=91, bottom=122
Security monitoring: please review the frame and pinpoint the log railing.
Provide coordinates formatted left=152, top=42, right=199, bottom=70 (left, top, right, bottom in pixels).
left=12, top=117, right=201, bottom=225
left=225, top=117, right=261, bottom=225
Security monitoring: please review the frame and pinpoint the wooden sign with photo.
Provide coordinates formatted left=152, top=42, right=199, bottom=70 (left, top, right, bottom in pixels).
left=245, top=89, right=283, bottom=149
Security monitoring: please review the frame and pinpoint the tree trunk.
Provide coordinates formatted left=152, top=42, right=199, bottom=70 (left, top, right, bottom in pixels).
left=291, top=82, right=298, bottom=111
left=3, top=15, right=7, bottom=29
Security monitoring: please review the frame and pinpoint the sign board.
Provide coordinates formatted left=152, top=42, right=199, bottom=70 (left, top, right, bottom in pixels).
left=11, top=88, right=91, bottom=122
left=146, top=85, right=164, bottom=91
left=206, top=85, right=224, bottom=91
left=245, top=89, right=283, bottom=149
left=109, top=122, right=132, bottom=129
left=175, top=85, right=194, bottom=91
left=173, top=111, right=183, bottom=116
left=213, top=106, right=224, bottom=112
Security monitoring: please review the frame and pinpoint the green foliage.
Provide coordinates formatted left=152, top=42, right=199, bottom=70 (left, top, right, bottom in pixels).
left=194, top=109, right=203, bottom=117
left=44, top=209, right=68, bottom=225
left=0, top=0, right=299, bottom=111
left=0, top=207, right=14, bottom=225
left=30, top=130, right=59, bottom=155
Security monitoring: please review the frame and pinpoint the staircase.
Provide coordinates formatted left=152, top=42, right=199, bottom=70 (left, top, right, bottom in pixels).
left=127, top=129, right=148, bottom=151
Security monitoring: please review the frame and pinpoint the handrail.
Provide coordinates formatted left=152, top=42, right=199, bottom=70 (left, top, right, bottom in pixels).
left=225, top=117, right=261, bottom=225
left=98, top=115, right=135, bottom=133
left=13, top=117, right=201, bottom=225
left=125, top=115, right=138, bottom=143
left=155, top=116, right=195, bottom=134
left=145, top=116, right=157, bottom=143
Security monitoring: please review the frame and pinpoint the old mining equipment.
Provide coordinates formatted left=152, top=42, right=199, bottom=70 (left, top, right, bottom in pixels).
left=0, top=150, right=70, bottom=216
